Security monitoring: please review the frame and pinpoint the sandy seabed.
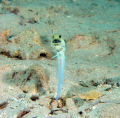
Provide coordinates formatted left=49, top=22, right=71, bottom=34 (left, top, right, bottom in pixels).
left=0, top=0, right=120, bottom=118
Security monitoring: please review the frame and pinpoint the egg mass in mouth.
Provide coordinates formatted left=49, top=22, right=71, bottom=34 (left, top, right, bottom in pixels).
left=52, top=39, right=61, bottom=43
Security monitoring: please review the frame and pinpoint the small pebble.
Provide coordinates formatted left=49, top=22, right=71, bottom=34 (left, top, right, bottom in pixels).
left=18, top=94, right=26, bottom=99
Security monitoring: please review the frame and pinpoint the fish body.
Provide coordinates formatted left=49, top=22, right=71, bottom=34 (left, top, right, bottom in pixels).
left=51, top=35, right=65, bottom=100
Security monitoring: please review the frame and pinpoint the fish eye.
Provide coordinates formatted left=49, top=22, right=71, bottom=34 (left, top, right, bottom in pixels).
left=59, top=35, right=61, bottom=38
left=53, top=39, right=61, bottom=43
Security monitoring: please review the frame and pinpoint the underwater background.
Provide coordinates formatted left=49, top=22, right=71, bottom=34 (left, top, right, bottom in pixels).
left=0, top=0, right=120, bottom=117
